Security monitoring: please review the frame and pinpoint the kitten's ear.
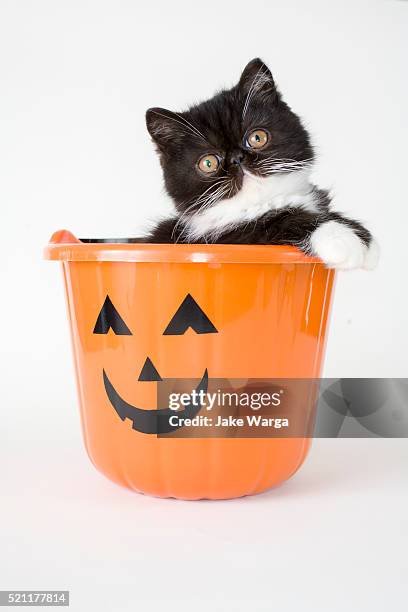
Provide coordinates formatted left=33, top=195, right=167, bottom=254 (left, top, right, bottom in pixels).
left=146, top=107, right=184, bottom=149
left=238, top=58, right=277, bottom=100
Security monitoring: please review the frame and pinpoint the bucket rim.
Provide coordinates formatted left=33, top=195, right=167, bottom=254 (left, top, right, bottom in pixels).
left=44, top=229, right=323, bottom=264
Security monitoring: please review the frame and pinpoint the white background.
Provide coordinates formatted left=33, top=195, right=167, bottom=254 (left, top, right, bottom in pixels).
left=0, top=1, right=407, bottom=611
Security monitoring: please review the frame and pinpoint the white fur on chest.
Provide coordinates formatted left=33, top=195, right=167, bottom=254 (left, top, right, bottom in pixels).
left=185, top=168, right=316, bottom=240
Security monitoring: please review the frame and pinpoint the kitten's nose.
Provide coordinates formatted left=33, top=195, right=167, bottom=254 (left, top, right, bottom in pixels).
left=229, top=150, right=244, bottom=166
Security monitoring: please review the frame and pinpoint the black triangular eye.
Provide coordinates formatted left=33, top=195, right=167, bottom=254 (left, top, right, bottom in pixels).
left=93, top=295, right=132, bottom=335
left=163, top=294, right=218, bottom=335
left=138, top=357, right=162, bottom=382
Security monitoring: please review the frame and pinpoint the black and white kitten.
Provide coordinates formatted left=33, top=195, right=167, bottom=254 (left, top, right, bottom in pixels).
left=143, top=58, right=378, bottom=270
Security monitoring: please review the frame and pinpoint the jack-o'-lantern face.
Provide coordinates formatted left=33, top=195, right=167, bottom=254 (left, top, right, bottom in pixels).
left=94, top=293, right=217, bottom=434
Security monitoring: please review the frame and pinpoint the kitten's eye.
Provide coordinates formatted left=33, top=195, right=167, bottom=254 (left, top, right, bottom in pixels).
left=246, top=129, right=269, bottom=149
left=197, top=154, right=220, bottom=174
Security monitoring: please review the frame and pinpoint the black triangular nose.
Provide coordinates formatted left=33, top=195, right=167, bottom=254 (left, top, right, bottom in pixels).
left=138, top=357, right=162, bottom=382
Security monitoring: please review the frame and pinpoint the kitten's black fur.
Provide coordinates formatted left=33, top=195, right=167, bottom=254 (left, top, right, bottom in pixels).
left=141, top=58, right=372, bottom=254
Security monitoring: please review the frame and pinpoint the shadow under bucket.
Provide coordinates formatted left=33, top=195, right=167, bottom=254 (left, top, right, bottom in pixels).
left=44, top=229, right=335, bottom=500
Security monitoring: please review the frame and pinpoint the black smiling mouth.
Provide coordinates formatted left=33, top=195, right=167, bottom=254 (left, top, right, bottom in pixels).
left=103, top=369, right=208, bottom=435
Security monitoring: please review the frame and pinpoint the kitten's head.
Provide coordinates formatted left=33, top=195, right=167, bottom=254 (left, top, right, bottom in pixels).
left=146, top=58, right=313, bottom=217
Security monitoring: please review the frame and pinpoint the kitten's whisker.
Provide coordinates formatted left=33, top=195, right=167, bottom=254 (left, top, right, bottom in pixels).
left=257, top=165, right=308, bottom=171
left=171, top=179, right=230, bottom=240
left=254, top=157, right=314, bottom=169
left=186, top=183, right=231, bottom=222
left=191, top=180, right=229, bottom=208
left=257, top=162, right=307, bottom=169
left=190, top=185, right=231, bottom=214
left=150, top=110, right=206, bottom=143
left=255, top=156, right=312, bottom=162
left=173, top=113, right=207, bottom=142
left=178, top=181, right=231, bottom=243
left=259, top=165, right=311, bottom=173
left=195, top=188, right=226, bottom=213
left=193, top=183, right=230, bottom=215
left=256, top=161, right=306, bottom=168
left=253, top=158, right=313, bottom=175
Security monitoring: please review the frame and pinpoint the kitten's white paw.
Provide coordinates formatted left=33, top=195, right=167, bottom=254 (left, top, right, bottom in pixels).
left=362, top=238, right=380, bottom=270
left=311, top=221, right=377, bottom=270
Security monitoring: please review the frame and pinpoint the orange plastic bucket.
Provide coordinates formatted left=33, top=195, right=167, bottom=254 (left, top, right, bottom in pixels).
left=44, top=230, right=335, bottom=500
